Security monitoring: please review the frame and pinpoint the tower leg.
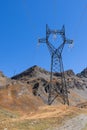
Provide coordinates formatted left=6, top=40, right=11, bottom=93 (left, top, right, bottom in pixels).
left=59, top=57, right=69, bottom=105
left=48, top=54, right=53, bottom=105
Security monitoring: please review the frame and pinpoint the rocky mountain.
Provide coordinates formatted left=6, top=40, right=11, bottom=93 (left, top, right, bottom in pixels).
left=0, top=71, right=11, bottom=88
left=0, top=68, right=44, bottom=112
left=11, top=66, right=87, bottom=106
left=12, top=65, right=50, bottom=81
left=77, top=67, right=87, bottom=78
left=0, top=66, right=87, bottom=113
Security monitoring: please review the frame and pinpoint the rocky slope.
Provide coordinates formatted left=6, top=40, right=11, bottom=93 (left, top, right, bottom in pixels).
left=0, top=65, right=87, bottom=113
left=11, top=65, right=87, bottom=106
left=0, top=69, right=44, bottom=113
left=0, top=66, right=87, bottom=129
left=77, top=68, right=87, bottom=78
left=0, top=71, right=11, bottom=88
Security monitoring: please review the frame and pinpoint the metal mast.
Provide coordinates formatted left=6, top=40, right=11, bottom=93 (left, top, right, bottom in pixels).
left=38, top=24, right=73, bottom=105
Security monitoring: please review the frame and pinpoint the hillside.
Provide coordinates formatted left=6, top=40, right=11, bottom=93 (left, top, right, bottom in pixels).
left=0, top=65, right=87, bottom=111
left=11, top=65, right=87, bottom=106
left=0, top=66, right=87, bottom=130
left=0, top=69, right=44, bottom=113
left=77, top=68, right=87, bottom=78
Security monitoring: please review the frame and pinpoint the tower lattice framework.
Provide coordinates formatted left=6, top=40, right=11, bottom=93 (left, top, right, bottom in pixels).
left=39, top=24, right=73, bottom=105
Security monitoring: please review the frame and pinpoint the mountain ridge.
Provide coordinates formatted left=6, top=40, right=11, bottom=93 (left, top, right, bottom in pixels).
left=0, top=65, right=87, bottom=111
left=10, top=65, right=87, bottom=106
left=77, top=67, right=87, bottom=78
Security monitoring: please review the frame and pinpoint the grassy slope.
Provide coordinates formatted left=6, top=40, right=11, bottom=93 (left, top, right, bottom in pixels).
left=0, top=105, right=84, bottom=130
left=0, top=107, right=20, bottom=130
left=0, top=83, right=87, bottom=130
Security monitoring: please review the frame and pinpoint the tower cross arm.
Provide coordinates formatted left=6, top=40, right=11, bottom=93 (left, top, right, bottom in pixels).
left=38, top=38, right=47, bottom=43
left=38, top=37, right=56, bottom=56
left=46, top=24, right=64, bottom=35
left=48, top=29, right=64, bottom=35
left=55, top=38, right=73, bottom=57
left=65, top=38, right=73, bottom=44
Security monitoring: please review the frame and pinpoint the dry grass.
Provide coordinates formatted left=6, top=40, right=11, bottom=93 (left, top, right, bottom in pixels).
left=0, top=105, right=84, bottom=130
left=0, top=83, right=87, bottom=130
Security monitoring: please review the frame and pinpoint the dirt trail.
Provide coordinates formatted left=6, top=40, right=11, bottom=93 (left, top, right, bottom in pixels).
left=0, top=105, right=87, bottom=130
left=49, top=114, right=87, bottom=130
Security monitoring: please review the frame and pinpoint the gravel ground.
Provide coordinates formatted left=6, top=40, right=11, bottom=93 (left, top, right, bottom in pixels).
left=47, top=114, right=87, bottom=130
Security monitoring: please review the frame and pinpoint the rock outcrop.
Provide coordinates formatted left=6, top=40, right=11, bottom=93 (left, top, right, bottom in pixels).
left=11, top=66, right=87, bottom=106
left=0, top=71, right=11, bottom=88
left=77, top=68, right=87, bottom=78
left=0, top=66, right=87, bottom=111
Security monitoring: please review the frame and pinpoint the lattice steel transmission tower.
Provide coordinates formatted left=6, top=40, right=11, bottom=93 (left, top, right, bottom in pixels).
left=38, top=24, right=73, bottom=105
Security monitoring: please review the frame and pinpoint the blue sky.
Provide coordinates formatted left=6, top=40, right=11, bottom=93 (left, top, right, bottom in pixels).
left=0, top=0, right=87, bottom=77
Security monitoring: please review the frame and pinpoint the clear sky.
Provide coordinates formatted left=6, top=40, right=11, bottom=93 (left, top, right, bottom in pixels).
left=0, top=0, right=87, bottom=77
